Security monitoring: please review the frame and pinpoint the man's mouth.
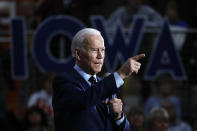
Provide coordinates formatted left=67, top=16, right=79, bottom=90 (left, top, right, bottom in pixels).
left=94, top=62, right=102, bottom=66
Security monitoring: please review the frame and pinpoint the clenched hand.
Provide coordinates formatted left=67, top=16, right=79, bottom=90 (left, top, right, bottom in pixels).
left=107, top=98, right=123, bottom=119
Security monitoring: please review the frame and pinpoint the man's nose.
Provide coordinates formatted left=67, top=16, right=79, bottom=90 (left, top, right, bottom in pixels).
left=97, top=50, right=104, bottom=58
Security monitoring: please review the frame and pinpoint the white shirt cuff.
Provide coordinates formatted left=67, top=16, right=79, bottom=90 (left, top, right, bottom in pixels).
left=113, top=72, right=124, bottom=88
left=115, top=114, right=125, bottom=125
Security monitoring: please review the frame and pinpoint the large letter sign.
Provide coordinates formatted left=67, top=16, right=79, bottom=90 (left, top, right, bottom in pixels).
left=144, top=20, right=186, bottom=80
left=10, top=15, right=187, bottom=80
left=32, top=16, right=85, bottom=72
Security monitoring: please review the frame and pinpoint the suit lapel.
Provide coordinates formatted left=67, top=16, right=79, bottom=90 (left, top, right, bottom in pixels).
left=70, top=67, right=91, bottom=90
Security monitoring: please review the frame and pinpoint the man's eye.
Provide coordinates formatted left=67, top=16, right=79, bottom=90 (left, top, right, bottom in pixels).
left=91, top=49, right=97, bottom=51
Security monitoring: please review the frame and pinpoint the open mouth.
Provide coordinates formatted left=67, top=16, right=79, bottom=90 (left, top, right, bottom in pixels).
left=94, top=62, right=103, bottom=67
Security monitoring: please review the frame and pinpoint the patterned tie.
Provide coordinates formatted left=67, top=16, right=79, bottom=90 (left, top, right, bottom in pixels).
left=88, top=76, right=97, bottom=85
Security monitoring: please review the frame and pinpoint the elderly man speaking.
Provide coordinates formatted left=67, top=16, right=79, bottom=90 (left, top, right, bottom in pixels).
left=52, top=28, right=145, bottom=131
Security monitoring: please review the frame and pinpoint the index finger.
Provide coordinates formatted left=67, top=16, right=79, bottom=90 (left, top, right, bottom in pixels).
left=132, top=53, right=145, bottom=61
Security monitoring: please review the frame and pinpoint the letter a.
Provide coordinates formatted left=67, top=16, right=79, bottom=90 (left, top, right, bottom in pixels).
left=144, top=20, right=186, bottom=80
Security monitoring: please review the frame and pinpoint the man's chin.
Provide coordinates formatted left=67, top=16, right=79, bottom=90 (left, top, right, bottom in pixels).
left=94, top=69, right=102, bottom=74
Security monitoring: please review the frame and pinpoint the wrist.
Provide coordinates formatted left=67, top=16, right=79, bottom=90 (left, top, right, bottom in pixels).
left=117, top=70, right=126, bottom=79
left=114, top=112, right=123, bottom=120
left=115, top=112, right=125, bottom=125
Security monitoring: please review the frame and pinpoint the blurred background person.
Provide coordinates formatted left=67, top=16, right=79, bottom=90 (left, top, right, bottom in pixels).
left=165, top=0, right=188, bottom=28
left=27, top=73, right=55, bottom=124
left=0, top=90, right=22, bottom=131
left=144, top=74, right=182, bottom=120
left=34, top=0, right=104, bottom=25
left=127, top=107, right=145, bottom=131
left=107, top=0, right=163, bottom=33
left=145, top=107, right=169, bottom=131
left=23, top=106, right=50, bottom=131
left=165, top=0, right=188, bottom=51
left=162, top=100, right=192, bottom=131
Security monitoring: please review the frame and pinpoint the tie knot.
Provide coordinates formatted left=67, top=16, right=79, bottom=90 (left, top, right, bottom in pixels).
left=88, top=76, right=96, bottom=85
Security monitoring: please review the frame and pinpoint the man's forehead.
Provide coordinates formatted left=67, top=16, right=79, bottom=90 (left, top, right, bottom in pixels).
left=86, top=34, right=102, bottom=40
left=84, top=35, right=104, bottom=46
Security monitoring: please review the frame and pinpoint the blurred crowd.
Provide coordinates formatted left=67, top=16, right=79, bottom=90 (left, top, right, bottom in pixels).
left=0, top=0, right=197, bottom=130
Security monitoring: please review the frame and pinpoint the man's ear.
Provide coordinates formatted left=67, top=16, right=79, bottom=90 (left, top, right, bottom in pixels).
left=75, top=49, right=81, bottom=60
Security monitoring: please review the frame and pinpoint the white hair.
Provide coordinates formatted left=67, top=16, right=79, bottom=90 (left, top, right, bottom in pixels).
left=149, top=107, right=169, bottom=118
left=145, top=107, right=169, bottom=130
left=71, top=28, right=103, bottom=57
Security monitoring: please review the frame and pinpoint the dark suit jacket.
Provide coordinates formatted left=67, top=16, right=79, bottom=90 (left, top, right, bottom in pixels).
left=52, top=66, right=130, bottom=131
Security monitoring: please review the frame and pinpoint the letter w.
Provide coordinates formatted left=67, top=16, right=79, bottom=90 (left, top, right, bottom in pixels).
left=91, top=16, right=145, bottom=71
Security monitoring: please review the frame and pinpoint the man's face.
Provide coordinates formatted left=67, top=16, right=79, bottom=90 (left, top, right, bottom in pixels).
left=76, top=34, right=105, bottom=75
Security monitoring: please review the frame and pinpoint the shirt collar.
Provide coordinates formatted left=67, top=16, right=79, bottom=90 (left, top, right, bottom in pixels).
left=74, top=64, right=97, bottom=85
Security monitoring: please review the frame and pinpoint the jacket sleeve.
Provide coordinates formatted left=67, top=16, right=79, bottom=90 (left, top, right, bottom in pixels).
left=113, top=114, right=131, bottom=131
left=52, top=73, right=120, bottom=110
left=119, top=116, right=131, bottom=131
